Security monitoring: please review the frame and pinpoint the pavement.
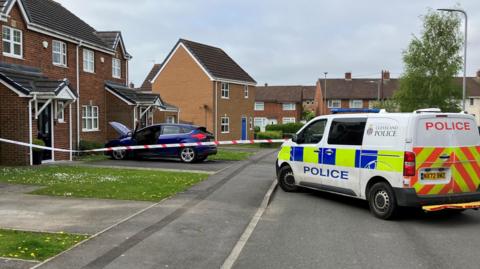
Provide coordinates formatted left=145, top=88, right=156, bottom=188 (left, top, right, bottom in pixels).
left=31, top=149, right=278, bottom=269
left=234, top=188, right=480, bottom=269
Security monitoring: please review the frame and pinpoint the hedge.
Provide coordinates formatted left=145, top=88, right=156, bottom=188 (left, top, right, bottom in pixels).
left=266, top=123, right=304, bottom=135
left=256, top=131, right=283, bottom=148
left=79, top=140, right=104, bottom=151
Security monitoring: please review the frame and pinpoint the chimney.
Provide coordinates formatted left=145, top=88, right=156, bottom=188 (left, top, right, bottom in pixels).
left=383, top=70, right=390, bottom=81
left=345, top=72, right=352, bottom=81
left=264, top=83, right=268, bottom=87
left=129, top=82, right=135, bottom=88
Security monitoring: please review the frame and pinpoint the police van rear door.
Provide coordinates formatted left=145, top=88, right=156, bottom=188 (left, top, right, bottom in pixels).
left=413, top=114, right=480, bottom=196
left=320, top=117, right=367, bottom=196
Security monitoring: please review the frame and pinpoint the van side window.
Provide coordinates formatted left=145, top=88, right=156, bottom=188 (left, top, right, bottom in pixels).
left=298, top=119, right=327, bottom=144
left=328, top=118, right=367, bottom=146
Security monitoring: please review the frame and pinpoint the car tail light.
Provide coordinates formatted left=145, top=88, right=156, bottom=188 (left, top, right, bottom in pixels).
left=191, top=133, right=207, bottom=141
left=404, top=151, right=416, bottom=177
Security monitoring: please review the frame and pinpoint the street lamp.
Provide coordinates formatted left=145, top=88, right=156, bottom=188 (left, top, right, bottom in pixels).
left=368, top=80, right=381, bottom=101
left=323, top=72, right=328, bottom=114
left=437, top=8, right=468, bottom=111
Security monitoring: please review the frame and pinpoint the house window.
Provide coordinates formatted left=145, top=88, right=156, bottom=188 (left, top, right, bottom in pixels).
left=350, top=100, right=363, bottom=108
left=112, top=58, right=121, bottom=78
left=328, top=99, right=341, bottom=108
left=166, top=116, right=176, bottom=124
left=52, top=40, right=67, bottom=66
left=254, top=102, right=264, bottom=111
left=244, top=85, right=249, bottom=98
left=140, top=107, right=153, bottom=128
left=249, top=117, right=253, bottom=130
left=282, top=103, right=296, bottom=111
left=83, top=49, right=95, bottom=73
left=57, top=101, right=65, bottom=123
left=221, top=82, right=229, bottom=99
left=221, top=116, right=230, bottom=133
left=2, top=26, right=22, bottom=58
left=470, top=98, right=474, bottom=106
left=82, top=105, right=99, bottom=131
left=283, top=117, right=296, bottom=124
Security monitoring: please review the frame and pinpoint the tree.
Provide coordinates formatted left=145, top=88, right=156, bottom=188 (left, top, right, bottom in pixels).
left=301, top=108, right=315, bottom=122
left=394, top=9, right=463, bottom=112
left=370, top=100, right=399, bottom=112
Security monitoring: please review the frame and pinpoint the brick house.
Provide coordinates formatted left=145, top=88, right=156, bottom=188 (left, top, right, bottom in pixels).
left=254, top=85, right=317, bottom=131
left=0, top=0, right=154, bottom=165
left=144, top=39, right=257, bottom=140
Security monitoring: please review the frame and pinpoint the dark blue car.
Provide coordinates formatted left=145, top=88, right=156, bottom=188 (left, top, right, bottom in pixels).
left=106, top=122, right=217, bottom=163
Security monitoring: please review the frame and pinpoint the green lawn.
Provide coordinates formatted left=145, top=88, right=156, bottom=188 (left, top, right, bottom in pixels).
left=208, top=149, right=254, bottom=161
left=0, top=166, right=208, bottom=202
left=74, top=154, right=109, bottom=162
left=0, top=229, right=88, bottom=261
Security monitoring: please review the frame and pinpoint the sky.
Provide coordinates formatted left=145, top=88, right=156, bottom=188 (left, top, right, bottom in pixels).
left=56, top=0, right=480, bottom=87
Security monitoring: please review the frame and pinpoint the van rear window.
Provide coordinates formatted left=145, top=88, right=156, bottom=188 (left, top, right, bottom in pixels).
left=415, top=117, right=480, bottom=147
left=328, top=118, right=367, bottom=146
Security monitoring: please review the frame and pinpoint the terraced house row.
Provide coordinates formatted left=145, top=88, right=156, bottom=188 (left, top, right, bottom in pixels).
left=0, top=0, right=173, bottom=165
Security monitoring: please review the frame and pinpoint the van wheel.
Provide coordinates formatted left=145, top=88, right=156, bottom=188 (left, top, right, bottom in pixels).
left=368, top=182, right=398, bottom=220
left=277, top=166, right=298, bottom=192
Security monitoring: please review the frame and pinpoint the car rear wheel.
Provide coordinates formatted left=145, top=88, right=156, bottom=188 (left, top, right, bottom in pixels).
left=180, top=147, right=196, bottom=163
left=277, top=166, right=298, bottom=192
left=368, top=182, right=398, bottom=220
left=112, top=149, right=127, bottom=160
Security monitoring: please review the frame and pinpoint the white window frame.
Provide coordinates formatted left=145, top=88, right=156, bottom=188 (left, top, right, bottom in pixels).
left=221, top=82, right=230, bottom=99
left=328, top=99, right=341, bottom=108
left=57, top=101, right=65, bottom=123
left=349, top=99, right=363, bottom=109
left=282, top=117, right=296, bottom=124
left=2, top=26, right=22, bottom=58
left=112, top=58, right=121, bottom=78
left=254, top=102, right=264, bottom=111
left=221, top=116, right=230, bottom=133
left=52, top=40, right=67, bottom=67
left=166, top=116, right=176, bottom=124
left=82, top=105, right=99, bottom=132
left=244, top=85, right=249, bottom=99
left=282, top=103, right=296, bottom=111
left=83, top=49, right=95, bottom=73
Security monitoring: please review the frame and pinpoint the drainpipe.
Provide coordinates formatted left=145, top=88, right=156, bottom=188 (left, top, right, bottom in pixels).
left=76, top=42, right=82, bottom=151
left=69, top=103, right=72, bottom=161
left=28, top=95, right=36, bottom=166
left=214, top=81, right=218, bottom=139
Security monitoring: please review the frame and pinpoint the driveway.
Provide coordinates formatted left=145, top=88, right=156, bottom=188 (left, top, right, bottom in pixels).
left=81, top=158, right=234, bottom=173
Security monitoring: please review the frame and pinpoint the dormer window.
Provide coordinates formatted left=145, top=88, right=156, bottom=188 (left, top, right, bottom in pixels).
left=2, top=26, right=22, bottom=58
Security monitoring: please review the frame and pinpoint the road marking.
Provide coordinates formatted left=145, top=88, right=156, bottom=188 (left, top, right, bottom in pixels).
left=221, top=179, right=278, bottom=269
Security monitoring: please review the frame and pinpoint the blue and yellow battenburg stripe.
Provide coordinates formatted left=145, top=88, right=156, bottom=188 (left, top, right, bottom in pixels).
left=278, top=146, right=404, bottom=172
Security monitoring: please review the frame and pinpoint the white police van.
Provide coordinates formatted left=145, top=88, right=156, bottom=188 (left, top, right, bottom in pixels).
left=276, top=108, right=480, bottom=219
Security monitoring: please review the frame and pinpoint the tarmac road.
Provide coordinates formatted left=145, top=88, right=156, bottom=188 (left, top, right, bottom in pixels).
left=234, top=187, right=480, bottom=269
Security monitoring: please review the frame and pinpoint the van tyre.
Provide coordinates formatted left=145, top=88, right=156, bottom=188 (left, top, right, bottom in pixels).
left=368, top=182, right=398, bottom=220
left=278, top=166, right=299, bottom=192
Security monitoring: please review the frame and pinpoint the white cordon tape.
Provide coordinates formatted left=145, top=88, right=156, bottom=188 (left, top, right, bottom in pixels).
left=0, top=137, right=287, bottom=154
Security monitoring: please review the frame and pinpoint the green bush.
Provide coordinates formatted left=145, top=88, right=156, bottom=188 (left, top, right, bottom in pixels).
left=256, top=131, right=283, bottom=148
left=79, top=140, right=104, bottom=151
left=32, top=139, right=45, bottom=152
left=266, top=123, right=304, bottom=135
left=254, top=126, right=261, bottom=133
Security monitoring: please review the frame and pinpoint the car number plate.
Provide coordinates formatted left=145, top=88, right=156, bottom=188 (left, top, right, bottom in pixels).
left=421, top=172, right=446, bottom=180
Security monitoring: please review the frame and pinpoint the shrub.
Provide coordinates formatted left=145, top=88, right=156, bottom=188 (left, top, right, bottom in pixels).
left=266, top=123, right=304, bottom=135
left=256, top=131, right=283, bottom=148
left=79, top=140, right=104, bottom=151
left=254, top=126, right=261, bottom=133
left=32, top=139, right=45, bottom=152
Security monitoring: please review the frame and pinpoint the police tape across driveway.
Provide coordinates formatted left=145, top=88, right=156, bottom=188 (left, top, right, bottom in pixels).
left=0, top=137, right=288, bottom=154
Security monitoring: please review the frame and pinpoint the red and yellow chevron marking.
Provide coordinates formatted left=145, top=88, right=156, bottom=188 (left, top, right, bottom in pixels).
left=411, top=146, right=480, bottom=196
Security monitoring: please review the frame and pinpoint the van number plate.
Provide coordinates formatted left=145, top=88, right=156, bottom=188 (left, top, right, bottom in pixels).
left=421, top=172, right=446, bottom=180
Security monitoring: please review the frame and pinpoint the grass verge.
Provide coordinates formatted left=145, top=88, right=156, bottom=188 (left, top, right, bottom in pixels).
left=0, top=166, right=208, bottom=202
left=74, top=154, right=109, bottom=162
left=0, top=229, right=88, bottom=261
left=208, top=149, right=254, bottom=161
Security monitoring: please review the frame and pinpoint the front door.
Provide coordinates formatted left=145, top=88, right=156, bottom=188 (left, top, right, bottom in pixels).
left=241, top=117, right=247, bottom=140
left=37, top=103, right=52, bottom=160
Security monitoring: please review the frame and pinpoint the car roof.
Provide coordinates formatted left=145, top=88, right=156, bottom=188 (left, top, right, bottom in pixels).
left=137, top=123, right=199, bottom=131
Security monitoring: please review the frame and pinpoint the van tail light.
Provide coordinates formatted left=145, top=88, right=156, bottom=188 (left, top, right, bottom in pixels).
left=403, top=151, right=416, bottom=177
left=191, top=133, right=207, bottom=141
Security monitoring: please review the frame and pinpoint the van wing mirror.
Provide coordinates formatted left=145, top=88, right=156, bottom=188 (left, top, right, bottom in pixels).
left=292, top=133, right=303, bottom=144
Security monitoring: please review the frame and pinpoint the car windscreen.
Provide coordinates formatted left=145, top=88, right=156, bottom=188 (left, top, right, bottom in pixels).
left=415, top=116, right=480, bottom=147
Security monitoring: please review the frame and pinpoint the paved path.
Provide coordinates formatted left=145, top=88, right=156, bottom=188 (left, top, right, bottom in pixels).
left=35, top=149, right=278, bottom=269
left=234, top=188, right=480, bottom=269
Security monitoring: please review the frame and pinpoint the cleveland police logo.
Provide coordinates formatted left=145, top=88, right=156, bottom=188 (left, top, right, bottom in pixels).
left=367, top=126, right=374, bottom=135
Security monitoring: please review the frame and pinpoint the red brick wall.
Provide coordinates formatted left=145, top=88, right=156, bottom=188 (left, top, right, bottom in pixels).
left=0, top=85, right=30, bottom=165
left=0, top=3, right=129, bottom=164
left=254, top=102, right=302, bottom=124
left=105, top=91, right=134, bottom=140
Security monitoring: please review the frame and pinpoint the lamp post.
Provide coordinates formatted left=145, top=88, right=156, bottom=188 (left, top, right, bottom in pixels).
left=323, top=72, right=328, bottom=114
left=437, top=8, right=467, bottom=111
